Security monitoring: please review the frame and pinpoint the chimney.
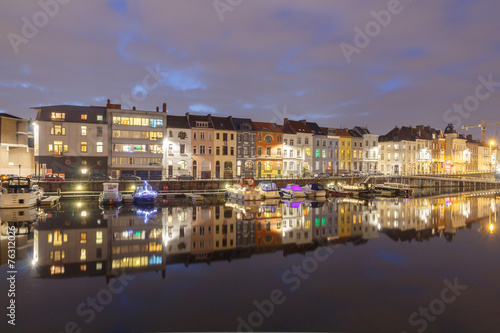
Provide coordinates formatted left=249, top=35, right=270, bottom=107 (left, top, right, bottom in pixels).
left=156, top=106, right=159, bottom=112
left=107, top=99, right=110, bottom=107
left=133, top=106, right=136, bottom=110
left=162, top=103, right=167, bottom=113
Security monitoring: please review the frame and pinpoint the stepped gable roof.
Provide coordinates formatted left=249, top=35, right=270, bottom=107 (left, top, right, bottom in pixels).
left=210, top=116, right=235, bottom=130
left=306, top=122, right=325, bottom=136
left=231, top=117, right=255, bottom=131
left=167, top=115, right=190, bottom=129
left=253, top=122, right=283, bottom=133
left=33, top=105, right=107, bottom=123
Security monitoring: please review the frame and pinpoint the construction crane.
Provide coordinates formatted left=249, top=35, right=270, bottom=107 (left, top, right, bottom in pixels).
left=462, top=118, right=500, bottom=143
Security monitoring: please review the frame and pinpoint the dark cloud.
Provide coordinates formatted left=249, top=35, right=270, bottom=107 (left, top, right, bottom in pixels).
left=1, top=0, right=500, bottom=138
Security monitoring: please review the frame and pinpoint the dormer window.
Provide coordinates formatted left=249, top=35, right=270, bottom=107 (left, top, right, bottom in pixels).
left=51, top=112, right=65, bottom=120
left=195, top=121, right=209, bottom=128
left=81, top=114, right=88, bottom=121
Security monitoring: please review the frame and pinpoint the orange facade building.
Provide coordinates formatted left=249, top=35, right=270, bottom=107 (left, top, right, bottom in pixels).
left=253, top=122, right=283, bottom=177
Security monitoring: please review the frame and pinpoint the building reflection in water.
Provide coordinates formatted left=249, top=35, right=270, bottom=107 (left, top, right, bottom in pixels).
left=30, top=193, right=499, bottom=280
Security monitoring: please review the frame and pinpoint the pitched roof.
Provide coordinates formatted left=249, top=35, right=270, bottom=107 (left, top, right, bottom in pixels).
left=379, top=126, right=420, bottom=142
left=348, top=129, right=362, bottom=138
left=231, top=117, right=256, bottom=131
left=0, top=113, right=24, bottom=120
left=306, top=122, right=325, bottom=136
left=210, top=116, right=235, bottom=130
left=185, top=113, right=214, bottom=128
left=352, top=126, right=371, bottom=135
left=253, top=122, right=283, bottom=133
left=32, top=105, right=107, bottom=123
left=284, top=119, right=312, bottom=134
left=167, top=115, right=190, bottom=129
left=332, top=128, right=351, bottom=137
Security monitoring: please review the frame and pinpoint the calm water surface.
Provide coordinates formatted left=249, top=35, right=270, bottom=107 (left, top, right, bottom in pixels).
left=1, top=191, right=500, bottom=333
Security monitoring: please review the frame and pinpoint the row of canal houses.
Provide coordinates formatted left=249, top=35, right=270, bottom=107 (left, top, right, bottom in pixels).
left=32, top=101, right=381, bottom=179
left=31, top=101, right=497, bottom=180
left=31, top=195, right=497, bottom=278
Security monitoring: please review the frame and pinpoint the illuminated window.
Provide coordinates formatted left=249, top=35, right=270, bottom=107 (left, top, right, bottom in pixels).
left=96, top=263, right=102, bottom=270
left=265, top=161, right=273, bottom=171
left=48, top=234, right=53, bottom=243
left=51, top=112, right=65, bottom=120
left=277, top=148, right=281, bottom=156
left=48, top=144, right=53, bottom=152
left=81, top=114, right=87, bottom=121
left=53, top=231, right=63, bottom=246
left=80, top=232, right=87, bottom=244
left=81, top=126, right=87, bottom=136
left=80, top=249, right=87, bottom=261
left=316, top=150, right=320, bottom=158
left=81, top=142, right=88, bottom=152
left=97, top=115, right=103, bottom=122
left=95, top=231, right=102, bottom=244
left=97, top=142, right=103, bottom=153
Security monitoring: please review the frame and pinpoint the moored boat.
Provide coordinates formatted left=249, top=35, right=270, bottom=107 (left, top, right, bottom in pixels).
left=280, top=184, right=306, bottom=199
left=99, top=183, right=123, bottom=205
left=226, top=178, right=262, bottom=201
left=256, top=181, right=280, bottom=199
left=374, top=182, right=413, bottom=197
left=301, top=183, right=327, bottom=197
left=133, top=181, right=157, bottom=205
left=0, top=177, right=38, bottom=208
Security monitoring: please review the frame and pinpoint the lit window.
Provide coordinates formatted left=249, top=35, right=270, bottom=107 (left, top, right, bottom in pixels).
left=81, top=126, right=87, bottom=136
left=81, top=142, right=88, bottom=152
left=48, top=144, right=53, bottom=152
left=81, top=114, right=87, bottom=121
left=97, top=115, right=103, bottom=122
left=265, top=161, right=273, bottom=171
left=80, top=233, right=87, bottom=244
left=96, top=231, right=103, bottom=244
left=80, top=249, right=87, bottom=261
left=97, top=142, right=103, bottom=153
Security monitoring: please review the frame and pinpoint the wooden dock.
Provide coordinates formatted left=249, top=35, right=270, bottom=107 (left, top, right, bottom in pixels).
left=40, top=196, right=60, bottom=207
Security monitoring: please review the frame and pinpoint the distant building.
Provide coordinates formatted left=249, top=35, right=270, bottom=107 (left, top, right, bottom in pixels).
left=210, top=115, right=237, bottom=179
left=253, top=122, right=283, bottom=178
left=0, top=113, right=34, bottom=176
left=186, top=113, right=214, bottom=179
left=306, top=121, right=327, bottom=174
left=231, top=117, right=256, bottom=178
left=165, top=114, right=191, bottom=178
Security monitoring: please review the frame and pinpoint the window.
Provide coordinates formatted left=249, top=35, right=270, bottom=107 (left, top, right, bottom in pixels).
left=180, top=144, right=185, bottom=154
left=80, top=233, right=87, bottom=244
left=277, top=148, right=281, bottom=156
left=209, top=146, right=212, bottom=155
left=245, top=161, right=253, bottom=170
left=81, top=142, right=88, bottom=152
left=264, top=161, right=273, bottom=170
left=50, top=112, right=66, bottom=120
left=230, top=147, right=234, bottom=155
left=96, top=231, right=102, bottom=244
left=322, top=150, right=326, bottom=158
left=267, top=147, right=271, bottom=156
left=200, top=145, right=206, bottom=155
left=178, top=161, right=188, bottom=170
left=231, top=133, right=234, bottom=140
left=284, top=150, right=288, bottom=158
left=97, top=142, right=103, bottom=153
left=169, top=130, right=173, bottom=137
left=216, top=147, right=220, bottom=155
left=178, top=131, right=187, bottom=139
left=81, top=126, right=87, bottom=136
left=193, top=146, right=197, bottom=154
left=305, top=148, right=311, bottom=157
left=258, top=147, right=261, bottom=156
left=97, top=115, right=103, bottom=122
left=305, top=138, right=309, bottom=144
left=316, top=150, right=320, bottom=158
left=80, top=249, right=86, bottom=261
left=81, top=114, right=87, bottom=121
left=200, top=132, right=205, bottom=140
left=265, top=136, right=273, bottom=143
left=193, top=132, right=197, bottom=140
left=50, top=125, right=65, bottom=136
left=284, top=139, right=288, bottom=145
left=97, top=126, right=102, bottom=137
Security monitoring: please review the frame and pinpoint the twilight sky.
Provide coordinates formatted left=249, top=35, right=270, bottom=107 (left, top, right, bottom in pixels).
left=2, top=0, right=500, bottom=138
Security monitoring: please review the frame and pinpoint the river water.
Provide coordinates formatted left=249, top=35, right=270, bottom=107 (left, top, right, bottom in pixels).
left=1, top=190, right=499, bottom=332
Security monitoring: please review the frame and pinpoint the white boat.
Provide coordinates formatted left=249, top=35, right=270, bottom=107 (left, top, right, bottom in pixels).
left=280, top=184, right=306, bottom=199
left=257, top=182, right=281, bottom=199
left=0, top=177, right=38, bottom=208
left=226, top=178, right=262, bottom=201
left=99, top=183, right=123, bottom=205
left=301, top=183, right=327, bottom=197
left=133, top=181, right=157, bottom=205
left=374, top=182, right=412, bottom=197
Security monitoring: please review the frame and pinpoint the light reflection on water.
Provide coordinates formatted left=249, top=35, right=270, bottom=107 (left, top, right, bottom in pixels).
left=1, top=190, right=499, bottom=332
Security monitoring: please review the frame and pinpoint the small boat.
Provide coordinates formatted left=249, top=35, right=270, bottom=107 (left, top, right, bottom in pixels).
left=0, top=177, right=38, bottom=208
left=337, top=182, right=375, bottom=199
left=226, top=178, right=262, bottom=201
left=99, top=183, right=122, bottom=205
left=326, top=184, right=351, bottom=197
left=301, top=183, right=327, bottom=197
left=280, top=184, right=306, bottom=199
left=257, top=182, right=281, bottom=199
left=374, top=182, right=413, bottom=197
left=133, top=181, right=157, bottom=205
